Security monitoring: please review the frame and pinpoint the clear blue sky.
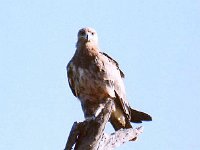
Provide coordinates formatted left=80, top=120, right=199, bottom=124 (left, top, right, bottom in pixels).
left=0, top=0, right=200, bottom=150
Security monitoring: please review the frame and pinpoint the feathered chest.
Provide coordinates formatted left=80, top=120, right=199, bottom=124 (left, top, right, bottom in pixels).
left=70, top=56, right=117, bottom=99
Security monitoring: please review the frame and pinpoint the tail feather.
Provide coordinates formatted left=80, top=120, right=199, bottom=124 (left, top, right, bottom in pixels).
left=130, top=108, right=152, bottom=123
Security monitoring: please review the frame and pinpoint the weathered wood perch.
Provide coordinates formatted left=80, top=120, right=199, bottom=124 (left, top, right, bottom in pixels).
left=64, top=100, right=143, bottom=150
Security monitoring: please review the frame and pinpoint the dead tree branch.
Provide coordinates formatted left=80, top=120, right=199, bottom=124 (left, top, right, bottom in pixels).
left=64, top=100, right=143, bottom=150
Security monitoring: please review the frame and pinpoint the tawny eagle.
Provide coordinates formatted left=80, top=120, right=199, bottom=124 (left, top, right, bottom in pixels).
left=67, top=27, right=152, bottom=130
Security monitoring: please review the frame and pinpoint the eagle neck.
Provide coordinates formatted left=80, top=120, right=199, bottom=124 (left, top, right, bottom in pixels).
left=73, top=43, right=99, bottom=68
left=76, top=43, right=99, bottom=57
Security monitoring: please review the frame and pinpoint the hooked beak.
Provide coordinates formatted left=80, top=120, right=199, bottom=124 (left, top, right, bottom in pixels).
left=85, top=32, right=92, bottom=42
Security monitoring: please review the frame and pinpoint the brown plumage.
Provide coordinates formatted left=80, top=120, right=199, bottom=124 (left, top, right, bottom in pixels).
left=67, top=27, right=152, bottom=131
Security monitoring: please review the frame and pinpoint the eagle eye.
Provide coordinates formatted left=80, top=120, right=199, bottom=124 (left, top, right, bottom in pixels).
left=79, top=31, right=85, bottom=36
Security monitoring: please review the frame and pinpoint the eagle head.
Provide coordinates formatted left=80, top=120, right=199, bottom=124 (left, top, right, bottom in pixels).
left=77, top=27, right=98, bottom=47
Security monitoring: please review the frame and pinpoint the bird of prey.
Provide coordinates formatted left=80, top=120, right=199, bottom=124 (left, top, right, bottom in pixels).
left=67, top=27, right=152, bottom=131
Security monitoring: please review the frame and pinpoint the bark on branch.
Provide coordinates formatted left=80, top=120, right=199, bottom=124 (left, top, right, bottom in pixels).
left=64, top=100, right=143, bottom=150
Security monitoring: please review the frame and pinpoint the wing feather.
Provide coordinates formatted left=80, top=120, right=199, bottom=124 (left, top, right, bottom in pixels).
left=66, top=61, right=77, bottom=97
left=100, top=52, right=131, bottom=118
left=100, top=52, right=125, bottom=78
left=114, top=91, right=131, bottom=119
